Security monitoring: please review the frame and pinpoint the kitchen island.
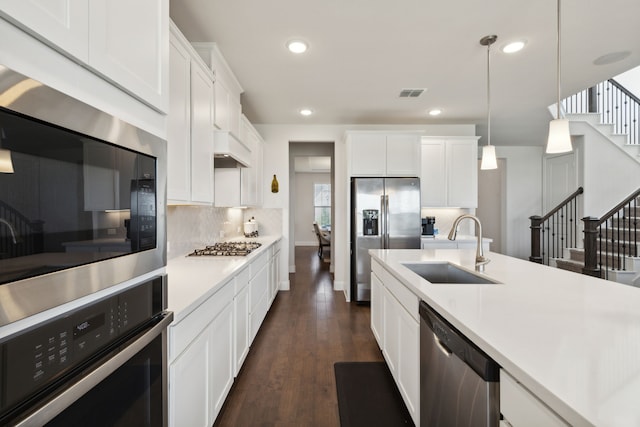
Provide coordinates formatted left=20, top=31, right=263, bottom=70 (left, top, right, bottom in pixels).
left=370, top=248, right=640, bottom=427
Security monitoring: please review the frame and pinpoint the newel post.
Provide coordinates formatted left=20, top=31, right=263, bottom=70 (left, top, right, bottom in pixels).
left=582, top=217, right=601, bottom=277
left=529, top=215, right=543, bottom=264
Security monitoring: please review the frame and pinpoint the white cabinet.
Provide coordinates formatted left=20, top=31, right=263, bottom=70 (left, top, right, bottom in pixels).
left=167, top=23, right=214, bottom=204
left=240, top=116, right=263, bottom=207
left=249, top=252, right=270, bottom=343
left=233, top=267, right=250, bottom=376
left=168, top=280, right=235, bottom=427
left=192, top=43, right=243, bottom=138
left=268, top=240, right=281, bottom=303
left=370, top=271, right=383, bottom=346
left=0, top=0, right=89, bottom=61
left=347, top=132, right=421, bottom=177
left=371, top=259, right=420, bottom=426
left=0, top=0, right=168, bottom=112
left=421, top=137, right=479, bottom=207
left=169, top=326, right=211, bottom=427
left=89, top=0, right=168, bottom=112
left=500, top=370, right=569, bottom=427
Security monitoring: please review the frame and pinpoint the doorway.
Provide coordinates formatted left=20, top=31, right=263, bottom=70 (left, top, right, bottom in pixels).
left=288, top=142, right=335, bottom=275
left=477, top=158, right=506, bottom=254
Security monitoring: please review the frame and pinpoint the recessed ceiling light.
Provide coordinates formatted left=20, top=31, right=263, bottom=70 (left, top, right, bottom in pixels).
left=502, top=40, right=526, bottom=54
left=300, top=108, right=313, bottom=116
left=428, top=109, right=442, bottom=116
left=287, top=40, right=308, bottom=54
left=593, top=51, right=631, bottom=65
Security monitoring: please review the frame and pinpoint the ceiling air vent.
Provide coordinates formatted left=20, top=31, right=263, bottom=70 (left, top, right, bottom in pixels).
left=399, top=88, right=425, bottom=98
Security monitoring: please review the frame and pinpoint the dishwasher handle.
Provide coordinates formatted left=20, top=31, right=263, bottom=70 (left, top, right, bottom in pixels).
left=419, top=301, right=500, bottom=382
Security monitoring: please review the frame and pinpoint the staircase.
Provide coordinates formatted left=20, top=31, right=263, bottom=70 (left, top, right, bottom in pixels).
left=534, top=78, right=640, bottom=286
left=550, top=193, right=640, bottom=287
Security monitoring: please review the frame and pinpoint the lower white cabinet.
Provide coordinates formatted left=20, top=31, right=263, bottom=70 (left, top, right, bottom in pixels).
left=234, top=267, right=251, bottom=376
left=371, top=259, right=420, bottom=426
left=169, top=281, right=234, bottom=427
left=500, top=370, right=569, bottom=427
left=249, top=253, right=270, bottom=343
left=269, top=242, right=281, bottom=303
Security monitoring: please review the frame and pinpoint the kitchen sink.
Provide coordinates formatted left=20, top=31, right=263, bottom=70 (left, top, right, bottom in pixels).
left=401, top=262, right=501, bottom=284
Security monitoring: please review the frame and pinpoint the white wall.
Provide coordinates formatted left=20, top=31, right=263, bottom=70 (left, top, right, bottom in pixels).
left=255, top=123, right=476, bottom=299
left=294, top=172, right=330, bottom=245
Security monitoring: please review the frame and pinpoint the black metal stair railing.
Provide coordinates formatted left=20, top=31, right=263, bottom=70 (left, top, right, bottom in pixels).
left=563, top=78, right=640, bottom=145
left=530, top=187, right=584, bottom=265
left=582, top=188, right=640, bottom=280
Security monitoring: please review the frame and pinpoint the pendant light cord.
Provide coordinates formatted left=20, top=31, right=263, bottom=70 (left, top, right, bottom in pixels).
left=487, top=40, right=491, bottom=146
left=556, top=0, right=562, bottom=120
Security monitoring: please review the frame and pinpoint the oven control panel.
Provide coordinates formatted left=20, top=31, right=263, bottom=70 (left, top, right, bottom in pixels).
left=0, top=276, right=163, bottom=419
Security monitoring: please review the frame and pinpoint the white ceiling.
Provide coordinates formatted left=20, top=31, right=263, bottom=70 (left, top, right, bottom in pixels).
left=170, top=0, right=640, bottom=147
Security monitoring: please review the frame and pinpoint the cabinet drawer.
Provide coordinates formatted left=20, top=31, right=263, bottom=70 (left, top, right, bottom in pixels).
left=169, top=278, right=234, bottom=360
left=374, top=260, right=419, bottom=321
left=500, top=370, right=569, bottom=427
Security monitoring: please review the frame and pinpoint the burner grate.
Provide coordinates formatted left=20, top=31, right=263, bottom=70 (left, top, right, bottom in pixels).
left=188, top=241, right=262, bottom=257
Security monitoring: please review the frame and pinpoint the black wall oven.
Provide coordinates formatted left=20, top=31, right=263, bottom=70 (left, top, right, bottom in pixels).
left=0, top=275, right=172, bottom=426
left=0, top=64, right=167, bottom=327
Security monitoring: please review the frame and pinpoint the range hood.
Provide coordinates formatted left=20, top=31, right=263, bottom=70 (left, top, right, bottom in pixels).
left=215, top=130, right=251, bottom=167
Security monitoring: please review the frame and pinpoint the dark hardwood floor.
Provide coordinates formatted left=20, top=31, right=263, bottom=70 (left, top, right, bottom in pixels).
left=214, top=246, right=383, bottom=427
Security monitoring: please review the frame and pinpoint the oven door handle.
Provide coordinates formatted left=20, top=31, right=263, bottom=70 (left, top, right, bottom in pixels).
left=15, top=311, right=174, bottom=427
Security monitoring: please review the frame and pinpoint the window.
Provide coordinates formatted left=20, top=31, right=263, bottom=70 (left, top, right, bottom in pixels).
left=314, top=183, right=331, bottom=228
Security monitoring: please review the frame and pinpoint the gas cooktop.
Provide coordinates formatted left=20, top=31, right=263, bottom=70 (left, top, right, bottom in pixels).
left=187, top=241, right=262, bottom=257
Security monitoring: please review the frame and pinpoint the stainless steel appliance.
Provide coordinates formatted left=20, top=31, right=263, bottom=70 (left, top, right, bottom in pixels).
left=0, top=276, right=173, bottom=426
left=0, top=64, right=166, bottom=327
left=419, top=301, right=499, bottom=427
left=188, top=241, right=262, bottom=257
left=350, top=177, right=421, bottom=303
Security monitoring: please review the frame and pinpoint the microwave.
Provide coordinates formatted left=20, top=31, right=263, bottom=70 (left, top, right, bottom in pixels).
left=0, top=65, right=166, bottom=328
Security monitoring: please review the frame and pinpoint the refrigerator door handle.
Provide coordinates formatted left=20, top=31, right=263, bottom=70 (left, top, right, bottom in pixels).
left=380, top=194, right=386, bottom=248
left=384, top=194, right=390, bottom=248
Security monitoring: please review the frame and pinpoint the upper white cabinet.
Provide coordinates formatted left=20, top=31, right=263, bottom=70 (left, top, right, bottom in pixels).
left=167, top=23, right=214, bottom=205
left=0, top=0, right=89, bottom=61
left=0, top=0, right=169, bottom=112
left=193, top=42, right=243, bottom=138
left=421, top=137, right=479, bottom=208
left=347, top=132, right=421, bottom=177
left=240, top=116, right=263, bottom=206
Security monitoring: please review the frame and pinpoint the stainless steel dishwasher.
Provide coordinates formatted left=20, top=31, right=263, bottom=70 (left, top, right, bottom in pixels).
left=419, top=301, right=500, bottom=427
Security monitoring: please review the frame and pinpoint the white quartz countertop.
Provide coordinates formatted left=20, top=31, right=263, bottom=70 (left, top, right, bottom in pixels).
left=369, top=248, right=640, bottom=427
left=420, top=234, right=492, bottom=243
left=166, top=235, right=281, bottom=323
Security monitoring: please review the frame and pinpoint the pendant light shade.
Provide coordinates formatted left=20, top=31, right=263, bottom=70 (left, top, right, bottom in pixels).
left=480, top=145, right=497, bottom=170
left=0, top=148, right=14, bottom=174
left=546, top=0, right=572, bottom=154
left=480, top=35, right=498, bottom=170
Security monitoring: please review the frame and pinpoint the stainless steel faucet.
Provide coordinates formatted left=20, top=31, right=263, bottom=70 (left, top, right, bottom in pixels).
left=0, top=218, right=18, bottom=244
left=448, top=214, right=489, bottom=272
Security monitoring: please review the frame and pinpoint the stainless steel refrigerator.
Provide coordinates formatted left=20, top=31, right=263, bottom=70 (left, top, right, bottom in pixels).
left=350, top=177, right=421, bottom=303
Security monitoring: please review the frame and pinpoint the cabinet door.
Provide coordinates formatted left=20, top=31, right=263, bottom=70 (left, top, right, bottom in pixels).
left=420, top=140, right=447, bottom=206
left=447, top=139, right=478, bottom=208
left=169, top=328, right=211, bottom=427
left=249, top=262, right=270, bottom=342
left=382, top=286, right=399, bottom=376
left=397, top=303, right=420, bottom=425
left=214, top=80, right=230, bottom=131
left=240, top=130, right=257, bottom=206
left=167, top=32, right=191, bottom=202
left=386, top=134, right=420, bottom=176
left=234, top=283, right=250, bottom=376
left=89, top=0, right=168, bottom=112
left=190, top=61, right=214, bottom=203
left=0, top=0, right=89, bottom=61
left=350, top=133, right=386, bottom=176
left=370, top=272, right=383, bottom=347
left=210, top=303, right=234, bottom=422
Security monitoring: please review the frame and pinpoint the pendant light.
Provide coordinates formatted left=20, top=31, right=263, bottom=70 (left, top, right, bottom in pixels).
left=0, top=128, right=14, bottom=174
left=546, top=0, right=572, bottom=153
left=480, top=35, right=498, bottom=170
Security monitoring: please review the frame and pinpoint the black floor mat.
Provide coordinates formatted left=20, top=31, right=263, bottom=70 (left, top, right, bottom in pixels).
left=334, top=361, right=415, bottom=427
